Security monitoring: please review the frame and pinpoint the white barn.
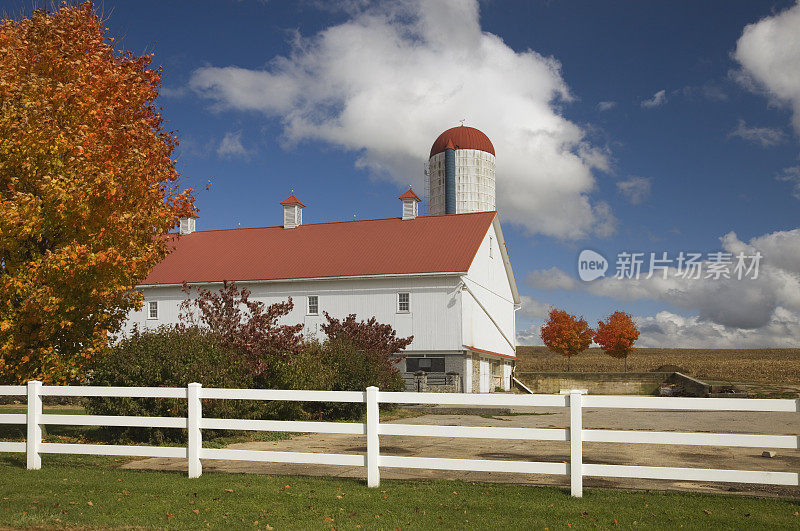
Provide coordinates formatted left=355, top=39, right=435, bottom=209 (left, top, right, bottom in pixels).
left=124, top=191, right=520, bottom=393
left=125, top=125, right=520, bottom=392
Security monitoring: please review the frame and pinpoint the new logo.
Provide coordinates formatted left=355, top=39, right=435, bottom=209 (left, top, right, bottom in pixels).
left=578, top=249, right=608, bottom=281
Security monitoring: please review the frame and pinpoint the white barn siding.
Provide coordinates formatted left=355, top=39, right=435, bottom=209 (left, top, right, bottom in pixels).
left=125, top=276, right=464, bottom=353
left=461, top=220, right=517, bottom=358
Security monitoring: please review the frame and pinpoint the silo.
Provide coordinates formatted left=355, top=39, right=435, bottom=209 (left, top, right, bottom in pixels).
left=428, top=125, right=496, bottom=215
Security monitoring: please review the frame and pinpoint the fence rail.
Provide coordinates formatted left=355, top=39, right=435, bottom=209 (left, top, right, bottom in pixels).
left=1, top=382, right=798, bottom=497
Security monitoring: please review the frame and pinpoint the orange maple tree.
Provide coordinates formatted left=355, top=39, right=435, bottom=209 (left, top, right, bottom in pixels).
left=594, top=311, right=640, bottom=371
left=0, top=3, right=195, bottom=384
left=539, top=308, right=594, bottom=371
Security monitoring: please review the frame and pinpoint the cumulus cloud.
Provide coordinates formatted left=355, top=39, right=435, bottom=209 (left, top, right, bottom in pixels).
left=517, top=323, right=544, bottom=346
left=188, top=0, right=613, bottom=239
left=526, top=227, right=800, bottom=333
left=634, top=308, right=800, bottom=348
left=527, top=267, right=577, bottom=291
left=596, top=101, right=616, bottom=111
left=641, top=89, right=667, bottom=108
left=616, top=176, right=652, bottom=204
left=729, top=119, right=785, bottom=147
left=776, top=165, right=800, bottom=199
left=217, top=131, right=249, bottom=159
left=734, top=1, right=800, bottom=133
left=734, top=228, right=800, bottom=275
left=519, top=295, right=552, bottom=319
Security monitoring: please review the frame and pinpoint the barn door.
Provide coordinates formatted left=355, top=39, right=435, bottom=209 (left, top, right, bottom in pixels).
left=479, top=358, right=490, bottom=393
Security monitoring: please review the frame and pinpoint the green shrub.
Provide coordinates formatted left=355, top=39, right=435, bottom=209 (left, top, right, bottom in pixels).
left=290, top=338, right=405, bottom=419
left=86, top=326, right=272, bottom=443
left=87, top=323, right=408, bottom=442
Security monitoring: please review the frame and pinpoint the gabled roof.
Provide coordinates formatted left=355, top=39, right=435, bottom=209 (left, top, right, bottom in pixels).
left=140, top=212, right=497, bottom=286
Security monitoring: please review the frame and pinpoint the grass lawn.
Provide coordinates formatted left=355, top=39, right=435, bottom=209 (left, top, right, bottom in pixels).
left=0, top=454, right=798, bottom=529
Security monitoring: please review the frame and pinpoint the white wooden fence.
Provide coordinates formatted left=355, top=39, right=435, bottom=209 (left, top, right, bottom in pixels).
left=0, top=382, right=798, bottom=497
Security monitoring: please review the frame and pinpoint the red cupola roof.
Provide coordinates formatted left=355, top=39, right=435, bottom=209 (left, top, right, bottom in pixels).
left=430, top=125, right=495, bottom=158
left=398, top=188, right=421, bottom=201
left=280, top=194, right=305, bottom=207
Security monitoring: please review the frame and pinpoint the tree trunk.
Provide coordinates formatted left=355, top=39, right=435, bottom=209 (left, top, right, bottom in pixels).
left=624, top=356, right=627, bottom=372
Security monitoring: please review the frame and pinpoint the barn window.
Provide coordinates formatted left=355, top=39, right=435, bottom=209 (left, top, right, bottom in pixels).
left=397, top=292, right=410, bottom=313
left=307, top=295, right=319, bottom=315
left=148, top=301, right=158, bottom=320
left=406, top=357, right=445, bottom=373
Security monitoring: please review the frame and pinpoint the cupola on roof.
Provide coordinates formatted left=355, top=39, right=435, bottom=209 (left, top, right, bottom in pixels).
left=280, top=194, right=306, bottom=207
left=398, top=189, right=421, bottom=201
left=429, top=125, right=495, bottom=158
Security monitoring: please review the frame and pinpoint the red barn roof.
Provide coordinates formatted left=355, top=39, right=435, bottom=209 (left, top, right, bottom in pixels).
left=430, top=126, right=495, bottom=158
left=141, top=212, right=496, bottom=286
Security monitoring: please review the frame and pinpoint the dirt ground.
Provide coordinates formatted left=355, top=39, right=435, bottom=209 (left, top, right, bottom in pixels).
left=516, top=347, right=800, bottom=387
left=124, top=407, right=800, bottom=498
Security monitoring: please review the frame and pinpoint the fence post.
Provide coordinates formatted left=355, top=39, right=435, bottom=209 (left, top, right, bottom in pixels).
left=569, top=389, right=584, bottom=497
left=366, top=386, right=380, bottom=487
left=187, top=383, right=202, bottom=478
left=26, top=380, right=42, bottom=470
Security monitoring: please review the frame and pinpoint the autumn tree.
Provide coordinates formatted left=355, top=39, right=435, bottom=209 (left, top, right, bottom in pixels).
left=179, top=281, right=304, bottom=378
left=539, top=308, right=594, bottom=371
left=0, top=3, right=195, bottom=383
left=594, top=311, right=640, bottom=371
left=321, top=312, right=413, bottom=390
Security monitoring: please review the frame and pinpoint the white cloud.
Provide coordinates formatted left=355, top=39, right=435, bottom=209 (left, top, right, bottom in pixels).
left=217, top=131, right=249, bottom=159
left=729, top=119, right=785, bottom=147
left=678, top=83, right=728, bottom=102
left=734, top=227, right=800, bottom=275
left=776, top=165, right=800, bottom=199
left=519, top=295, right=552, bottom=319
left=524, top=227, right=800, bottom=342
left=189, top=0, right=613, bottom=239
left=527, top=267, right=577, bottom=291
left=641, top=89, right=667, bottom=108
left=517, top=323, right=544, bottom=346
left=596, top=101, right=616, bottom=111
left=616, top=176, right=652, bottom=205
left=734, top=1, right=800, bottom=134
left=634, top=308, right=800, bottom=348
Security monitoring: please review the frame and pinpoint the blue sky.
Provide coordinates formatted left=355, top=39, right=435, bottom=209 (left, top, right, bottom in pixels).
left=54, top=0, right=800, bottom=347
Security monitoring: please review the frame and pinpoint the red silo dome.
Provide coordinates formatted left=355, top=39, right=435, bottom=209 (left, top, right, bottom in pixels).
left=429, top=125, right=495, bottom=158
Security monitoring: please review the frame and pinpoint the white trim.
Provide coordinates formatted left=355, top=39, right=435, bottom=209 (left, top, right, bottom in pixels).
left=397, top=292, right=410, bottom=313
left=307, top=294, right=319, bottom=315
left=136, top=271, right=466, bottom=289
left=490, top=215, right=520, bottom=305
left=147, top=300, right=158, bottom=320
